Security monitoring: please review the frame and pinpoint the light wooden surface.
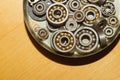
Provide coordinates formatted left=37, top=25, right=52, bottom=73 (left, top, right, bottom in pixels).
left=0, top=0, right=120, bottom=80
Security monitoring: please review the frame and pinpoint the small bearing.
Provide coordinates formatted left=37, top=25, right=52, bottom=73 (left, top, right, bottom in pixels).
left=93, top=17, right=107, bottom=30
left=103, top=26, right=115, bottom=38
left=69, top=0, right=81, bottom=11
left=87, top=0, right=106, bottom=5
left=38, top=28, right=49, bottom=40
left=51, top=0, right=67, bottom=3
left=74, top=10, right=85, bottom=23
left=32, top=1, right=47, bottom=16
left=101, top=2, right=116, bottom=17
left=75, top=27, right=99, bottom=53
left=65, top=19, right=78, bottom=32
left=52, top=30, right=75, bottom=53
left=28, top=0, right=39, bottom=5
left=107, top=16, right=118, bottom=26
left=82, top=4, right=101, bottom=26
left=47, top=3, right=68, bottom=25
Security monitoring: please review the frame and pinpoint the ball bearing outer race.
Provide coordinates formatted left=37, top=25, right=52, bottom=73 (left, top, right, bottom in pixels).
left=51, top=0, right=67, bottom=3
left=46, top=3, right=69, bottom=25
left=52, top=30, right=76, bottom=53
left=75, top=27, right=99, bottom=53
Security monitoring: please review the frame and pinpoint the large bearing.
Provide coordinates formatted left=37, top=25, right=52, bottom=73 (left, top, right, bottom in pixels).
left=82, top=4, right=101, bottom=26
left=101, top=2, right=115, bottom=17
left=52, top=30, right=75, bottom=53
left=47, top=3, right=69, bottom=25
left=75, top=27, right=99, bottom=53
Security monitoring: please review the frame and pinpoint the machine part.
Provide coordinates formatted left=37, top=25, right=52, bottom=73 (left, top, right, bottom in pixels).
left=101, top=2, right=116, bottom=17
left=69, top=0, right=81, bottom=11
left=81, top=0, right=88, bottom=5
left=97, top=29, right=107, bottom=48
left=87, top=0, right=106, bottom=5
left=82, top=4, right=101, bottom=26
left=93, top=17, right=107, bottom=47
left=65, top=19, right=78, bottom=32
left=93, top=17, right=107, bottom=30
left=24, top=0, right=120, bottom=58
left=103, top=26, right=115, bottom=38
left=28, top=0, right=39, bottom=5
left=46, top=3, right=69, bottom=25
left=51, top=0, right=67, bottom=3
left=74, top=10, right=85, bottom=23
left=75, top=27, right=99, bottom=53
left=28, top=0, right=50, bottom=21
left=37, top=28, right=49, bottom=40
left=108, top=16, right=118, bottom=26
left=52, top=30, right=75, bottom=53
left=32, top=1, right=47, bottom=16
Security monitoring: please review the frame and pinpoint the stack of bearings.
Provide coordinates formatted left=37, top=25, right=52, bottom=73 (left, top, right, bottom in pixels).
left=27, top=0, right=119, bottom=57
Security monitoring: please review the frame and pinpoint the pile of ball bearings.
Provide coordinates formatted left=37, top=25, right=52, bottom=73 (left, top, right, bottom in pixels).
left=26, top=0, right=120, bottom=57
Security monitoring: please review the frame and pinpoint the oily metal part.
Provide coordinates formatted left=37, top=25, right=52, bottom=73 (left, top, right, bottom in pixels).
left=93, top=17, right=107, bottom=48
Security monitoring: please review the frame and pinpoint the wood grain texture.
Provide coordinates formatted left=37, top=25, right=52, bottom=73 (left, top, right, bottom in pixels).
left=0, top=0, right=120, bottom=80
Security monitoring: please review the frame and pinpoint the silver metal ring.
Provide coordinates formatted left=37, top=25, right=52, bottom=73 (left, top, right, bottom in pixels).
left=108, top=16, right=118, bottom=26
left=82, top=4, right=101, bottom=26
left=65, top=18, right=78, bottom=32
left=69, top=0, right=81, bottom=11
left=52, top=30, right=76, bottom=53
left=75, top=27, right=99, bottom=53
left=101, top=2, right=115, bottom=17
left=46, top=3, right=69, bottom=25
left=32, top=1, right=46, bottom=16
left=103, top=26, right=115, bottom=38
left=73, top=10, right=85, bottom=23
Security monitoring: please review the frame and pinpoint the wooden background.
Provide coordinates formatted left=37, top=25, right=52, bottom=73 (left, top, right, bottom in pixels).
left=0, top=0, right=120, bottom=80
